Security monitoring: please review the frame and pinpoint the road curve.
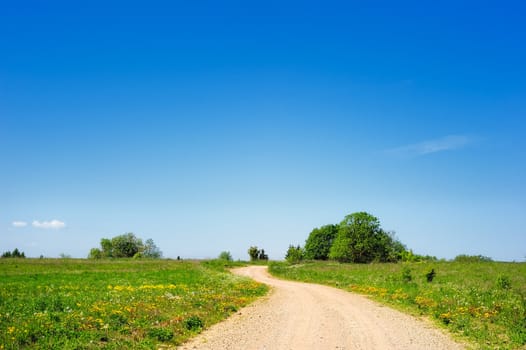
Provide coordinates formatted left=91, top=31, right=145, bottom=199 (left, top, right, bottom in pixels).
left=179, top=265, right=465, bottom=350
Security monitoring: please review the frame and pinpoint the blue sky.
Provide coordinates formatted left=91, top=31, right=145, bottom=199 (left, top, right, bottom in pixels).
left=1, top=1, right=525, bottom=261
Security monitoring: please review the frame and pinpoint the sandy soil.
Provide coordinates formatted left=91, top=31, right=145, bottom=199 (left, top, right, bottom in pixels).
left=178, top=266, right=465, bottom=350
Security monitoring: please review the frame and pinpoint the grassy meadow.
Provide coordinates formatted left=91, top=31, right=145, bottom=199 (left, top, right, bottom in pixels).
left=0, top=258, right=267, bottom=349
left=269, top=260, right=526, bottom=349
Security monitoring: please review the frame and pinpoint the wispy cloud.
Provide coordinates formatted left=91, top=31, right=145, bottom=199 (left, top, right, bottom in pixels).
left=386, top=135, right=472, bottom=157
left=32, top=220, right=66, bottom=229
left=12, top=221, right=28, bottom=227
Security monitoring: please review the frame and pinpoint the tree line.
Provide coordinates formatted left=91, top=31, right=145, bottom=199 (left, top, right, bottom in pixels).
left=1, top=248, right=26, bottom=258
left=286, top=212, right=434, bottom=264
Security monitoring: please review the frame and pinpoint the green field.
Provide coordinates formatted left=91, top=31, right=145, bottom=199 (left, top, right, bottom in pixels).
left=269, top=260, right=526, bottom=349
left=0, top=259, right=267, bottom=349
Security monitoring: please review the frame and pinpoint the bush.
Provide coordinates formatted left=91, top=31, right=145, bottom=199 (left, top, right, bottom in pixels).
left=88, top=248, right=102, bottom=259
left=218, top=251, right=233, bottom=261
left=285, top=245, right=304, bottom=264
left=184, top=316, right=204, bottom=331
left=425, top=268, right=436, bottom=282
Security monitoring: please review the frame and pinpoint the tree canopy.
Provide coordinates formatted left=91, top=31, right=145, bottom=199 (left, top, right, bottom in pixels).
left=288, top=211, right=408, bottom=264
left=304, top=224, right=338, bottom=260
left=88, top=233, right=162, bottom=259
left=248, top=246, right=268, bottom=261
left=1, top=248, right=25, bottom=258
left=329, top=212, right=404, bottom=263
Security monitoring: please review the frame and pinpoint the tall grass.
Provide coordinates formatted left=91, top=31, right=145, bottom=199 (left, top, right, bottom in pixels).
left=269, top=260, right=526, bottom=349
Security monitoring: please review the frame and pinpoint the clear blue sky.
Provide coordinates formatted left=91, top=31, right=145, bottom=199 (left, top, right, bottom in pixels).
left=1, top=1, right=525, bottom=261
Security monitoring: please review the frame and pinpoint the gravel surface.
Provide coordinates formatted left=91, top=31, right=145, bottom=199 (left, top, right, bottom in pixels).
left=178, top=266, right=466, bottom=350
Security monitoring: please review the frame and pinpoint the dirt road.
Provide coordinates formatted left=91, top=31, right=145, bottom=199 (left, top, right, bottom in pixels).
left=179, top=266, right=465, bottom=350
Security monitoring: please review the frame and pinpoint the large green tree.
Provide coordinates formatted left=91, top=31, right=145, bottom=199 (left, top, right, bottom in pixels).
left=329, top=212, right=403, bottom=263
left=88, top=233, right=162, bottom=259
left=304, top=224, right=338, bottom=260
left=111, top=233, right=143, bottom=258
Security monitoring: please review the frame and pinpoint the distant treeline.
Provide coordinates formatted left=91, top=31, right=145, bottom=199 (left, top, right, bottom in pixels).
left=286, top=212, right=437, bottom=264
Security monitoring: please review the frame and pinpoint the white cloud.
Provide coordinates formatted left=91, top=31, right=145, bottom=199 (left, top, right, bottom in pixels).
left=12, top=221, right=28, bottom=227
left=386, top=135, right=472, bottom=157
left=32, top=220, right=66, bottom=229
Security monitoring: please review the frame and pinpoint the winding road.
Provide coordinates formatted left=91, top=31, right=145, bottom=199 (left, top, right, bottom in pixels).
left=179, top=266, right=465, bottom=350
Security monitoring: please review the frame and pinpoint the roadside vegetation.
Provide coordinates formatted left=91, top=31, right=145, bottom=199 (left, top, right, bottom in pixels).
left=280, top=211, right=525, bottom=348
left=0, top=258, right=267, bottom=349
left=269, top=260, right=526, bottom=349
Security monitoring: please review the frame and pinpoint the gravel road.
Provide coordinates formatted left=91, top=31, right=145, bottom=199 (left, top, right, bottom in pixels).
left=179, top=265, right=465, bottom=350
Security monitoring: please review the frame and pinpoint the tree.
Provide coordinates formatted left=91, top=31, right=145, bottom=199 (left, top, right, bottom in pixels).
left=258, top=249, right=268, bottom=261
left=88, top=248, right=102, bottom=259
left=1, top=248, right=25, bottom=258
left=143, top=238, right=162, bottom=258
left=248, top=246, right=260, bottom=261
left=248, top=246, right=268, bottom=261
left=304, top=224, right=338, bottom=260
left=88, top=233, right=162, bottom=259
left=111, top=233, right=142, bottom=258
left=379, top=230, right=407, bottom=262
left=100, top=238, right=113, bottom=258
left=285, top=245, right=304, bottom=264
left=453, top=254, right=493, bottom=263
left=329, top=212, right=400, bottom=263
left=218, top=251, right=233, bottom=261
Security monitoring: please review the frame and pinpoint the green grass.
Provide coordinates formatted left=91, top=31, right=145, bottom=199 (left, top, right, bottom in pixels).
left=0, top=258, right=267, bottom=349
left=269, top=260, right=526, bottom=349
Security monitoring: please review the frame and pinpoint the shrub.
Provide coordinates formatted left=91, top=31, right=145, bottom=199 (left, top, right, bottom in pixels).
left=218, top=251, right=233, bottom=261
left=425, top=268, right=436, bottom=282
left=285, top=245, right=304, bottom=264
left=88, top=248, right=102, bottom=259
left=184, top=316, right=204, bottom=331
